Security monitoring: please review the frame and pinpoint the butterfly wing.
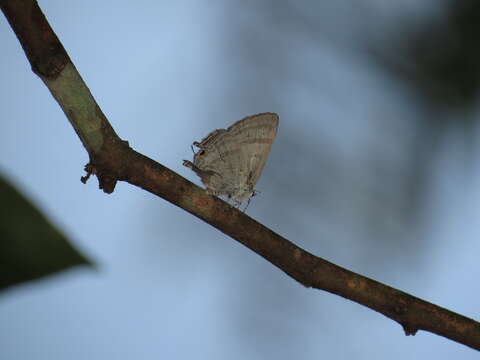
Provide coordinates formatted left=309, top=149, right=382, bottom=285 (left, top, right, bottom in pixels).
left=228, top=113, right=278, bottom=200
left=193, top=127, right=243, bottom=197
left=189, top=112, right=279, bottom=202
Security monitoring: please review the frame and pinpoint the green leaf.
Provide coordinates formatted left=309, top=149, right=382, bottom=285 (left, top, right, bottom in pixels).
left=0, top=174, right=93, bottom=292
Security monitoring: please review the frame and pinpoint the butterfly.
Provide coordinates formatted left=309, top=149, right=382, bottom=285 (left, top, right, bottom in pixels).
left=183, top=112, right=279, bottom=206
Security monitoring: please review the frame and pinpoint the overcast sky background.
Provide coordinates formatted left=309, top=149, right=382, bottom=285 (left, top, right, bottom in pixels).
left=1, top=1, right=479, bottom=359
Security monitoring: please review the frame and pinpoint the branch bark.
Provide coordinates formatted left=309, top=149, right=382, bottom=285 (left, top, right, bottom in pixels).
left=2, top=0, right=479, bottom=351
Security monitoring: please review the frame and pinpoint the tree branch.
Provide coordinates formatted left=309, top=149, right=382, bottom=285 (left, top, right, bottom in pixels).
left=2, top=0, right=479, bottom=351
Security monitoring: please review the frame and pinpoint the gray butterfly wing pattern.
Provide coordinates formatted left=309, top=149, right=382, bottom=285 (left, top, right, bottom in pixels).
left=183, top=112, right=279, bottom=204
left=229, top=113, right=278, bottom=201
left=192, top=126, right=246, bottom=198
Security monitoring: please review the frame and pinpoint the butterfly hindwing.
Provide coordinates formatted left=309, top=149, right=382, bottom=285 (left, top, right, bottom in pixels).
left=234, top=113, right=278, bottom=193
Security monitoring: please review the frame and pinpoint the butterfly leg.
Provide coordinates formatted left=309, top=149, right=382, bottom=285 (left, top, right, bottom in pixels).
left=242, top=197, right=252, bottom=212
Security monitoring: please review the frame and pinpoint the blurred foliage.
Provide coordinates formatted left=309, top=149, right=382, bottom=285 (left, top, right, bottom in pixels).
left=0, top=174, right=92, bottom=292
left=370, top=0, right=480, bottom=112
left=415, top=0, right=480, bottom=109
left=364, top=0, right=480, bottom=229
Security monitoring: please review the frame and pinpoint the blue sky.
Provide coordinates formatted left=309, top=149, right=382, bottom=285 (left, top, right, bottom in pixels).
left=1, top=1, right=479, bottom=359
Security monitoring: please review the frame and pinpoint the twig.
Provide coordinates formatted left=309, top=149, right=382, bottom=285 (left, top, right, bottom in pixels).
left=1, top=0, right=479, bottom=351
